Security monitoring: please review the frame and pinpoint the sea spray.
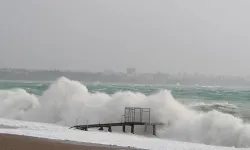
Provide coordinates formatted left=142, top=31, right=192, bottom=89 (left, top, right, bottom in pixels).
left=0, top=89, right=39, bottom=119
left=0, top=77, right=249, bottom=147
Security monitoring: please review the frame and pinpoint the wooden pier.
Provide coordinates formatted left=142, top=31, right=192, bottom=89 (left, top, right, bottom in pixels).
left=70, top=107, right=164, bottom=136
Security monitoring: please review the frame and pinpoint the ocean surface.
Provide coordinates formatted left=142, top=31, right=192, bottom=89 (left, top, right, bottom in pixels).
left=0, top=77, right=250, bottom=147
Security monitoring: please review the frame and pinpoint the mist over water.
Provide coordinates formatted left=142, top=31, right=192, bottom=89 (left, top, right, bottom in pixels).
left=0, top=77, right=250, bottom=148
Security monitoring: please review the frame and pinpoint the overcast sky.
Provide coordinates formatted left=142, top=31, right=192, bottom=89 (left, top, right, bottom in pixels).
left=1, top=0, right=250, bottom=75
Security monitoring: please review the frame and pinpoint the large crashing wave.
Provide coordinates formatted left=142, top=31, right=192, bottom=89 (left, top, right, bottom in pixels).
left=0, top=77, right=249, bottom=148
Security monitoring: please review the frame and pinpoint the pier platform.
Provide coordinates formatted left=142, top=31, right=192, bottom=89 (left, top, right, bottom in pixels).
left=70, top=107, right=164, bottom=136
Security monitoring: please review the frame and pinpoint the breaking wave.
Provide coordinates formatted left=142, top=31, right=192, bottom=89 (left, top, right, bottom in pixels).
left=0, top=77, right=249, bottom=148
left=189, top=102, right=238, bottom=115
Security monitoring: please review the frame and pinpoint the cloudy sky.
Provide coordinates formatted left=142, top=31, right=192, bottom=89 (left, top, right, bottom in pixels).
left=1, top=0, right=250, bottom=75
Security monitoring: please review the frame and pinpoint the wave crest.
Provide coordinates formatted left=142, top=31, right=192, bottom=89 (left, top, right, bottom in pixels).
left=189, top=102, right=238, bottom=115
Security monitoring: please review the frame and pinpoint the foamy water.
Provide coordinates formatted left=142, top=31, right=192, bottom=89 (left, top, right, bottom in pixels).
left=0, top=77, right=249, bottom=148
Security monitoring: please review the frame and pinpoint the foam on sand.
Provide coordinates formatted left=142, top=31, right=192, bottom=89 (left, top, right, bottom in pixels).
left=0, top=118, right=247, bottom=150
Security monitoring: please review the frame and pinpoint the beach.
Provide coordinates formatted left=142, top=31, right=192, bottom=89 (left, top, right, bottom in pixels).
left=0, top=134, right=133, bottom=150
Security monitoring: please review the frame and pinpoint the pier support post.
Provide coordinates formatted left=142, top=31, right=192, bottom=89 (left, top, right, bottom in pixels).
left=153, top=124, right=156, bottom=136
left=99, top=127, right=104, bottom=131
left=131, top=124, right=134, bottom=134
left=123, top=125, right=126, bottom=133
left=108, top=125, right=112, bottom=132
left=144, top=124, right=148, bottom=133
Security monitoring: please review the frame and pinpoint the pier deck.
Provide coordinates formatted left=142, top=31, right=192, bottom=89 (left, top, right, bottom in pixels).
left=70, top=107, right=164, bottom=136
left=70, top=122, right=164, bottom=135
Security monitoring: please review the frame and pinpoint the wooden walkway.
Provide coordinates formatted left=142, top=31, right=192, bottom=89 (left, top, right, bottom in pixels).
left=70, top=107, right=164, bottom=136
left=70, top=122, right=164, bottom=136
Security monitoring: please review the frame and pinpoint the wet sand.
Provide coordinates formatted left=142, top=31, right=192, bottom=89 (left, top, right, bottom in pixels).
left=0, top=134, right=137, bottom=150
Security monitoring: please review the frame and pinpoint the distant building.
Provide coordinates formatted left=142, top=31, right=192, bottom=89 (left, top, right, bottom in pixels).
left=127, top=68, right=136, bottom=76
left=103, top=69, right=113, bottom=75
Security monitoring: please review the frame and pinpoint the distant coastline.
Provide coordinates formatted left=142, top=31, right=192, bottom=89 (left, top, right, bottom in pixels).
left=0, top=68, right=250, bottom=86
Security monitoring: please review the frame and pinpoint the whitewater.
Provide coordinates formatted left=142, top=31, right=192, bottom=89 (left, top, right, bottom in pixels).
left=0, top=77, right=250, bottom=148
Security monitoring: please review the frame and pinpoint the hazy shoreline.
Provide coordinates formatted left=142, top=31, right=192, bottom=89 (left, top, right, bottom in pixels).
left=1, top=68, right=250, bottom=86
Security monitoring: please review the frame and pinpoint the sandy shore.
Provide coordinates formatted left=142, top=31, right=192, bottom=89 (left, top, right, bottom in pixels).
left=0, top=134, right=137, bottom=150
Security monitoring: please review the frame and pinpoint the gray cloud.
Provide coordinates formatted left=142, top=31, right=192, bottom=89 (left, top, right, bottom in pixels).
left=1, top=0, right=250, bottom=75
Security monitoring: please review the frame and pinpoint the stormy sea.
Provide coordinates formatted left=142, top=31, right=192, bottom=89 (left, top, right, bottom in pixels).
left=0, top=77, right=250, bottom=148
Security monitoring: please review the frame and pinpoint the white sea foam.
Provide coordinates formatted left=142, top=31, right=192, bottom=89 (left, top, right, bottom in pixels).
left=0, top=77, right=249, bottom=148
left=0, top=118, right=241, bottom=150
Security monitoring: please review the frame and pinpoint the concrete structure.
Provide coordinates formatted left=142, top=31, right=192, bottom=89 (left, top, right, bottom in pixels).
left=127, top=68, right=136, bottom=76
